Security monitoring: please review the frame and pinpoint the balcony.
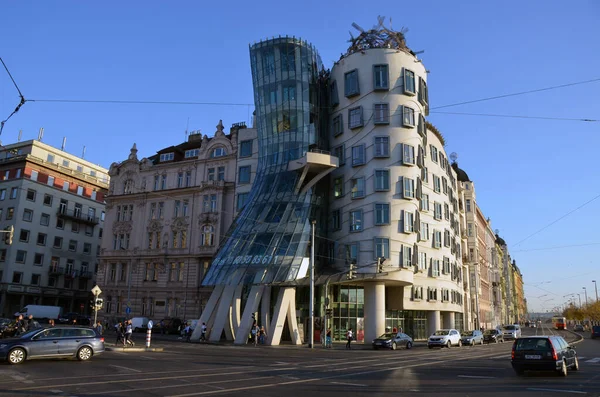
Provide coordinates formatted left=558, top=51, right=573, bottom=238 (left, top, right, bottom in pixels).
left=64, top=269, right=78, bottom=279
left=57, top=208, right=99, bottom=225
left=48, top=266, right=65, bottom=276
left=288, top=149, right=339, bottom=195
left=79, top=271, right=93, bottom=279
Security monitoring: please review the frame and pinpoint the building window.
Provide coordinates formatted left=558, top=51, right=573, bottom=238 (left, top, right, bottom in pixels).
left=158, top=202, right=164, bottom=218
left=420, top=222, right=430, bottom=241
left=444, top=230, right=451, bottom=247
left=333, top=177, right=343, bottom=199
left=434, top=202, right=442, bottom=220
left=37, top=233, right=47, bottom=246
left=207, top=168, right=215, bottom=181
left=332, top=114, right=343, bottom=137
left=236, top=193, right=249, bottom=211
left=160, top=174, right=167, bottom=190
left=351, top=144, right=365, bottom=167
left=374, top=136, right=389, bottom=157
left=330, top=80, right=339, bottom=107
left=419, top=252, right=427, bottom=271
left=69, top=240, right=77, bottom=252
left=401, top=245, right=413, bottom=268
left=6, top=207, right=14, bottom=220
left=283, top=83, right=296, bottom=101
left=19, top=229, right=30, bottom=243
left=349, top=210, right=363, bottom=232
left=401, top=210, right=414, bottom=233
left=468, top=223, right=473, bottom=237
left=350, top=177, right=365, bottom=199
left=16, top=250, right=26, bottom=263
left=83, top=243, right=92, bottom=254
left=374, top=237, right=389, bottom=260
left=420, top=193, right=430, bottom=211
left=184, top=149, right=199, bottom=158
left=0, top=189, right=5, bottom=200
left=177, top=172, right=184, bottom=188
left=372, top=169, right=389, bottom=191
left=33, top=254, right=43, bottom=266
left=21, top=209, right=33, bottom=222
left=333, top=145, right=345, bottom=166
left=238, top=166, right=251, bottom=184
left=403, top=69, right=416, bottom=94
left=47, top=154, right=55, bottom=163
left=431, top=259, right=441, bottom=277
left=331, top=210, right=341, bottom=231
left=344, top=69, right=359, bottom=97
left=430, top=145, right=438, bottom=163
left=442, top=177, right=448, bottom=195
left=402, top=106, right=415, bottom=127
left=10, top=187, right=18, bottom=199
left=201, top=225, right=215, bottom=246
left=240, top=140, right=253, bottom=157
left=444, top=203, right=450, bottom=220
left=184, top=171, right=192, bottom=187
left=373, top=103, right=389, bottom=124
left=418, top=77, right=429, bottom=108
left=211, top=147, right=226, bottom=158
left=373, top=64, right=388, bottom=90
left=53, top=237, right=63, bottom=248
left=159, top=152, right=174, bottom=162
left=402, top=144, right=415, bottom=165
left=401, top=177, right=415, bottom=199
left=348, top=107, right=363, bottom=129
left=12, top=272, right=22, bottom=284
left=433, top=175, right=441, bottom=193
left=26, top=189, right=36, bottom=201
left=375, top=203, right=390, bottom=225
left=217, top=166, right=225, bottom=181
left=153, top=175, right=159, bottom=190
left=412, top=286, right=424, bottom=300
left=466, top=199, right=471, bottom=212
left=433, top=230, right=442, bottom=249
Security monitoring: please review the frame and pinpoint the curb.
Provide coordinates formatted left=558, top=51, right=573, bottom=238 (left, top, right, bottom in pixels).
left=105, top=346, right=164, bottom=352
left=563, top=329, right=585, bottom=345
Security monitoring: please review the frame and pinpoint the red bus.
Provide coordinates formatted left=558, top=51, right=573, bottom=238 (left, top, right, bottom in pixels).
left=552, top=316, right=566, bottom=330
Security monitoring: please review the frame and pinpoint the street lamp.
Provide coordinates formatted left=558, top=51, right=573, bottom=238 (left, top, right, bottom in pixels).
left=583, top=287, right=589, bottom=306
left=309, top=219, right=316, bottom=349
left=593, top=280, right=599, bottom=302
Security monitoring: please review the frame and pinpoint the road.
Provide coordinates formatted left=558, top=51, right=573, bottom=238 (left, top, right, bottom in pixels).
left=0, top=323, right=598, bottom=397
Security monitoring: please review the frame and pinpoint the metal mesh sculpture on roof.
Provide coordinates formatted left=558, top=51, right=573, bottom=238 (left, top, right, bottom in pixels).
left=345, top=16, right=411, bottom=58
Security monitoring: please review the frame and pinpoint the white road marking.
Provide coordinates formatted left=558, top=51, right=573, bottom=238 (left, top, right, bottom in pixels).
left=527, top=387, right=587, bottom=394
left=585, top=357, right=600, bottom=363
left=457, top=375, right=496, bottom=379
left=488, top=355, right=510, bottom=359
left=330, top=381, right=367, bottom=387
left=109, top=365, right=142, bottom=373
left=49, top=390, right=63, bottom=394
left=9, top=374, right=34, bottom=384
left=139, top=355, right=155, bottom=360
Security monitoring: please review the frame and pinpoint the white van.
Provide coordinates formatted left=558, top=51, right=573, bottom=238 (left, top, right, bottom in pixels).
left=15, top=305, right=63, bottom=320
left=130, top=317, right=150, bottom=332
left=502, top=324, right=521, bottom=340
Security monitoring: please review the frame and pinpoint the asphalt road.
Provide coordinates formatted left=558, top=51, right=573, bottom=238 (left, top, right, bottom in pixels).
left=0, top=323, right=598, bottom=397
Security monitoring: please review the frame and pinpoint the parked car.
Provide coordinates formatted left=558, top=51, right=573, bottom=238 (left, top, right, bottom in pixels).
left=502, top=324, right=521, bottom=340
left=591, top=326, right=600, bottom=339
left=574, top=324, right=584, bottom=332
left=511, top=335, right=578, bottom=376
left=461, top=330, right=484, bottom=346
left=428, top=329, right=462, bottom=348
left=483, top=329, right=504, bottom=344
left=0, top=326, right=105, bottom=364
left=372, top=332, right=413, bottom=350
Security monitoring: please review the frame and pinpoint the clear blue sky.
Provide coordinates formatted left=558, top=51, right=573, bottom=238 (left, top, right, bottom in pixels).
left=2, top=1, right=599, bottom=312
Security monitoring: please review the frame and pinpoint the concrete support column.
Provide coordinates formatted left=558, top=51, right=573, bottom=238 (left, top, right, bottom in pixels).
left=427, top=310, right=440, bottom=336
left=363, top=282, right=386, bottom=344
left=442, top=312, right=455, bottom=329
left=0, top=291, right=6, bottom=317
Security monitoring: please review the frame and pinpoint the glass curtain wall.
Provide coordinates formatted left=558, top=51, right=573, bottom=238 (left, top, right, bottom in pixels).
left=203, top=38, right=327, bottom=287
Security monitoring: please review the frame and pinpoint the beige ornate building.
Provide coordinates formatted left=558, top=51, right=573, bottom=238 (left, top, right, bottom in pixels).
left=97, top=121, right=256, bottom=322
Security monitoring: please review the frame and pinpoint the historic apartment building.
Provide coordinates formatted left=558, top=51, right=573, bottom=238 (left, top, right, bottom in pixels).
left=0, top=139, right=108, bottom=317
left=96, top=121, right=256, bottom=323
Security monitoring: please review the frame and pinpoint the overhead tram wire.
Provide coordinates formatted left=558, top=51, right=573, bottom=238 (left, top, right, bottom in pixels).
left=428, top=111, right=598, bottom=123
left=0, top=57, right=28, bottom=135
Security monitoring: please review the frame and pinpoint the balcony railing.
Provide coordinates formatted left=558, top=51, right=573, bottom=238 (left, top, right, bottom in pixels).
left=79, top=271, right=93, bottom=279
left=57, top=208, right=99, bottom=225
left=49, top=266, right=65, bottom=275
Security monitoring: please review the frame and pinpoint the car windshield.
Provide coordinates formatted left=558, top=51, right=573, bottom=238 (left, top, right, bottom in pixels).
left=377, top=333, right=395, bottom=339
left=503, top=325, right=516, bottom=330
left=433, top=330, right=449, bottom=336
left=461, top=331, right=474, bottom=336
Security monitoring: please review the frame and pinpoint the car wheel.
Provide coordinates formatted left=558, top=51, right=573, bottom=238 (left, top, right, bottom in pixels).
left=8, top=348, right=26, bottom=365
left=406, top=341, right=413, bottom=350
left=458, top=340, right=462, bottom=347
left=391, top=342, right=397, bottom=351
left=572, top=357, right=579, bottom=371
left=446, top=341, right=452, bottom=348
left=77, top=346, right=93, bottom=361
left=559, top=360, right=568, bottom=377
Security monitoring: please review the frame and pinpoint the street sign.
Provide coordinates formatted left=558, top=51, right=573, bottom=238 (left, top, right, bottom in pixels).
left=91, top=285, right=102, bottom=296
left=125, top=306, right=131, bottom=315
left=147, top=320, right=153, bottom=330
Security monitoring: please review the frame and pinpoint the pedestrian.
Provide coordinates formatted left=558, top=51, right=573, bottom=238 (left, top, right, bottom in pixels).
left=251, top=323, right=259, bottom=346
left=124, top=320, right=133, bottom=346
left=96, top=321, right=103, bottom=335
left=346, top=328, right=353, bottom=350
left=184, top=324, right=192, bottom=342
left=48, top=319, right=55, bottom=327
left=259, top=326, right=266, bottom=345
left=116, top=322, right=125, bottom=345
left=160, top=319, right=165, bottom=335
left=326, top=328, right=332, bottom=348
left=200, top=322, right=207, bottom=342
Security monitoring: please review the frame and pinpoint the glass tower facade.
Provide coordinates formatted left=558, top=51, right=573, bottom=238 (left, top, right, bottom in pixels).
left=203, top=37, right=329, bottom=287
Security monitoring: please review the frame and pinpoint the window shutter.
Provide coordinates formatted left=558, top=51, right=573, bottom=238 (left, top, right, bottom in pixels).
left=415, top=211, right=421, bottom=234
left=412, top=243, right=419, bottom=266
left=416, top=177, right=422, bottom=199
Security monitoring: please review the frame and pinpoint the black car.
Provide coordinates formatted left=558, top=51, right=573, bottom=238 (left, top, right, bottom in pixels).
left=574, top=324, right=584, bottom=332
left=372, top=332, right=413, bottom=350
left=592, top=326, right=600, bottom=339
left=511, top=336, right=578, bottom=376
left=483, top=329, right=504, bottom=344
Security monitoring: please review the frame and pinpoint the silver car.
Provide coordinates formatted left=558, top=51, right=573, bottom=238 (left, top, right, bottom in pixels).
left=0, top=326, right=105, bottom=364
left=461, top=330, right=484, bottom=346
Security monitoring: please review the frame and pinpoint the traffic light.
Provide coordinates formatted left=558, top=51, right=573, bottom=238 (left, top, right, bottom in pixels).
left=377, top=256, right=386, bottom=273
left=95, top=298, right=104, bottom=308
left=347, top=260, right=357, bottom=280
left=4, top=225, right=13, bottom=245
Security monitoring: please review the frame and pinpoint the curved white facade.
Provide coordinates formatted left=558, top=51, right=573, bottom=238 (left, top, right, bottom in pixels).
left=328, top=48, right=465, bottom=341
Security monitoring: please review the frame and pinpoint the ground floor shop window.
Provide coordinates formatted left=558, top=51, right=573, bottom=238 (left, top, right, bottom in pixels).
left=385, top=310, right=428, bottom=340
left=455, top=313, right=464, bottom=331
left=331, top=286, right=364, bottom=341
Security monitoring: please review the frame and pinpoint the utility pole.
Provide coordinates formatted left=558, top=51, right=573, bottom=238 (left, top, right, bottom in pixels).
left=583, top=287, right=588, bottom=306
left=593, top=280, right=599, bottom=302
left=309, top=220, right=315, bottom=349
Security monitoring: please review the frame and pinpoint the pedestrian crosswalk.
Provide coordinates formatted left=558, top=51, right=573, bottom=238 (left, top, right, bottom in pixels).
left=578, top=357, right=600, bottom=364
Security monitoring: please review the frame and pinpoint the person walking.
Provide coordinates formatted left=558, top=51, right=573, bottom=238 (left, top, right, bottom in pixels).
left=115, top=322, right=125, bottom=345
left=96, top=321, right=103, bottom=335
left=124, top=320, right=133, bottom=346
left=200, top=322, right=207, bottom=342
left=326, top=328, right=332, bottom=348
left=259, top=326, right=266, bottom=345
left=346, top=328, right=353, bottom=350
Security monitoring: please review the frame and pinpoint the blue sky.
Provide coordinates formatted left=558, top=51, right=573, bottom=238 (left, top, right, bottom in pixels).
left=2, top=1, right=599, bottom=312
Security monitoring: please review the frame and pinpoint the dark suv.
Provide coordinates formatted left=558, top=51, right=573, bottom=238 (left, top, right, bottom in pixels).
left=483, top=329, right=504, bottom=344
left=511, top=336, right=578, bottom=376
left=591, top=326, right=600, bottom=339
